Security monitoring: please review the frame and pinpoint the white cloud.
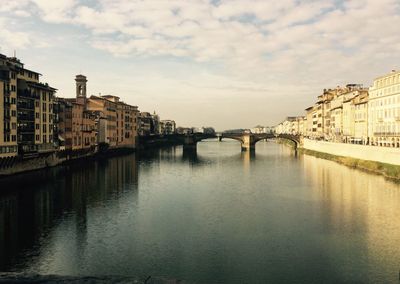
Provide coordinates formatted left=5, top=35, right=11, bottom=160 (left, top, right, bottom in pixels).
left=1, top=0, right=400, bottom=127
left=0, top=18, right=32, bottom=50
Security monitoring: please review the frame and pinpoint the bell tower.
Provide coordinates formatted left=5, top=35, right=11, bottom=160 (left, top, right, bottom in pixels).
left=75, top=74, right=87, bottom=106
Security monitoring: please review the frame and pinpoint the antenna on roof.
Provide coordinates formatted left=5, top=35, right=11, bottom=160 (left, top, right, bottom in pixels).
left=13, top=50, right=16, bottom=58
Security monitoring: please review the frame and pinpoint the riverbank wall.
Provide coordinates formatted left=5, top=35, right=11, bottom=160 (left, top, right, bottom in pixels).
left=0, top=135, right=184, bottom=177
left=0, top=147, right=135, bottom=177
left=301, top=138, right=400, bottom=179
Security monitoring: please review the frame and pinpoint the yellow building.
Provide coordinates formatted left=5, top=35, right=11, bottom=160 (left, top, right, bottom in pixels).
left=368, top=70, right=400, bottom=147
left=0, top=53, right=56, bottom=158
left=112, top=95, right=138, bottom=148
left=353, top=93, right=368, bottom=144
left=305, top=106, right=315, bottom=137
left=342, top=98, right=354, bottom=142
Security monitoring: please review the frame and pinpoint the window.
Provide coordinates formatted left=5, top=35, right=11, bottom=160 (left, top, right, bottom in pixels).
left=43, top=125, right=47, bottom=133
left=42, top=103, right=46, bottom=112
left=11, top=135, right=16, bottom=142
left=36, top=112, right=39, bottom=119
left=11, top=110, right=16, bottom=117
left=35, top=101, right=39, bottom=108
left=11, top=85, right=16, bottom=92
left=42, top=113, right=46, bottom=122
left=36, top=124, right=39, bottom=130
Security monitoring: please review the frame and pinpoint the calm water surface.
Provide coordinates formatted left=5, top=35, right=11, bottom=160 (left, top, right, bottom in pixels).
left=0, top=140, right=399, bottom=283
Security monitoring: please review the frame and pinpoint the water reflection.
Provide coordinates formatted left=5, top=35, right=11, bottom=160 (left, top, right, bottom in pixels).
left=302, top=155, right=400, bottom=283
left=0, top=154, right=138, bottom=271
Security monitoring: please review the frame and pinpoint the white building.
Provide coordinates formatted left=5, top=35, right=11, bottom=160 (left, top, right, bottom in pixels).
left=368, top=70, right=400, bottom=147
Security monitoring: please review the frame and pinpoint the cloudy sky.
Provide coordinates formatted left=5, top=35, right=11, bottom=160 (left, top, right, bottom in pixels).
left=0, top=0, right=399, bottom=130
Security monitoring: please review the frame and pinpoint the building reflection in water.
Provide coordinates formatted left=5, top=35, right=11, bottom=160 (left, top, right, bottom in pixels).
left=301, top=154, right=400, bottom=280
left=0, top=153, right=139, bottom=271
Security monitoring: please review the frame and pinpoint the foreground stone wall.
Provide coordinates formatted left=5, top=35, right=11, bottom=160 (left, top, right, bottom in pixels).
left=0, top=153, right=64, bottom=176
left=303, top=138, right=400, bottom=165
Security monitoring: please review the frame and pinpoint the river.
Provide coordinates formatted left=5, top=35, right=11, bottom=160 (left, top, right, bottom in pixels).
left=0, top=140, right=399, bottom=283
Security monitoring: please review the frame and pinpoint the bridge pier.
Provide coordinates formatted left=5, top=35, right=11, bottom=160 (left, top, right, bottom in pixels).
left=183, top=135, right=197, bottom=150
left=241, top=134, right=255, bottom=151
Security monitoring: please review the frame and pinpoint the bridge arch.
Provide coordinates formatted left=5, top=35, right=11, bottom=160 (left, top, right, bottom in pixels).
left=275, top=134, right=301, bottom=149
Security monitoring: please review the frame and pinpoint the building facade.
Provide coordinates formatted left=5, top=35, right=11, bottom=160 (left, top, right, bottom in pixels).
left=368, top=70, right=400, bottom=147
left=0, top=53, right=56, bottom=158
left=159, top=120, right=176, bottom=135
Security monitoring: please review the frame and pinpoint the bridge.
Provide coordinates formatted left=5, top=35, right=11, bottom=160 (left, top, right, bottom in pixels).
left=182, top=133, right=301, bottom=151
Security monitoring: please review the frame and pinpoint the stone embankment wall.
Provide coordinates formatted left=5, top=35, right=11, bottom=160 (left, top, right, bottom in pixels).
left=302, top=138, right=400, bottom=166
left=0, top=153, right=64, bottom=176
left=0, top=148, right=102, bottom=177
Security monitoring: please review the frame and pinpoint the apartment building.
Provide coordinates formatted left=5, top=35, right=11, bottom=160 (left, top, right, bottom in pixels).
left=138, top=112, right=154, bottom=136
left=54, top=97, right=73, bottom=150
left=86, top=88, right=138, bottom=148
left=368, top=70, right=400, bottom=147
left=353, top=92, right=368, bottom=144
left=0, top=53, right=56, bottom=158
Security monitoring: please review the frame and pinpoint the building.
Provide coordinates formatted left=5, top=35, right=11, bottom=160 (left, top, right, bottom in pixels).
left=368, top=70, right=400, bottom=147
left=138, top=112, right=158, bottom=136
left=70, top=100, right=96, bottom=151
left=305, top=106, right=315, bottom=137
left=176, top=127, right=193, bottom=135
left=85, top=82, right=138, bottom=148
left=159, top=120, right=176, bottom=135
left=275, top=117, right=301, bottom=135
left=251, top=126, right=275, bottom=134
left=151, top=112, right=160, bottom=135
left=87, top=95, right=117, bottom=146
left=353, top=92, right=369, bottom=144
left=56, top=75, right=97, bottom=151
left=0, top=53, right=56, bottom=158
left=54, top=97, right=72, bottom=150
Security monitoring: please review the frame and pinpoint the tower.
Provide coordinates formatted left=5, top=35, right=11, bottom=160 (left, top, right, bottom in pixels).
left=75, top=74, right=87, bottom=106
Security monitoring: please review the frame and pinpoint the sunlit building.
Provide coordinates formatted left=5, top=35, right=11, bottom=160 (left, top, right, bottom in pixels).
left=368, top=70, right=400, bottom=147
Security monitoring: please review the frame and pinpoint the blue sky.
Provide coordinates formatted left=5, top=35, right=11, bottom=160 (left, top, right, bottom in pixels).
left=1, top=0, right=399, bottom=130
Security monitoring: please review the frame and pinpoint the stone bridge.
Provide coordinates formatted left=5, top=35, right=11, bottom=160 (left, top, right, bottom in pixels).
left=182, top=133, right=301, bottom=151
